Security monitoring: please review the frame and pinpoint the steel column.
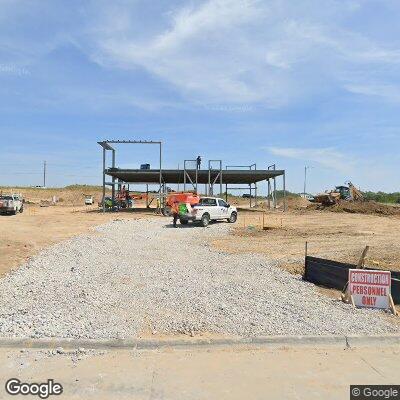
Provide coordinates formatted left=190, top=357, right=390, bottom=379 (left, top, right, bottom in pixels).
left=195, top=164, right=198, bottom=193
left=283, top=171, right=287, bottom=212
left=102, top=147, right=106, bottom=213
left=208, top=160, right=222, bottom=196
left=111, top=149, right=116, bottom=207
left=249, top=185, right=252, bottom=208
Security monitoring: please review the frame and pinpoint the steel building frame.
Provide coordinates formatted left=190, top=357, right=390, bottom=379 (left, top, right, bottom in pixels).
left=98, top=140, right=162, bottom=213
left=225, top=163, right=258, bottom=207
left=207, top=160, right=223, bottom=196
left=98, top=141, right=286, bottom=212
left=223, top=163, right=286, bottom=210
left=183, top=159, right=199, bottom=192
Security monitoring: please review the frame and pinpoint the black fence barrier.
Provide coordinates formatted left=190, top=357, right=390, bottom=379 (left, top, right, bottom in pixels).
left=304, top=256, right=400, bottom=304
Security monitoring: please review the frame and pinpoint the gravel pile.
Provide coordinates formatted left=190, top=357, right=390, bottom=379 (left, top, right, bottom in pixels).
left=0, top=218, right=397, bottom=339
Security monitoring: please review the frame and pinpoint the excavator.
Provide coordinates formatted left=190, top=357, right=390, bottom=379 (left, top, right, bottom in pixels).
left=314, top=182, right=364, bottom=206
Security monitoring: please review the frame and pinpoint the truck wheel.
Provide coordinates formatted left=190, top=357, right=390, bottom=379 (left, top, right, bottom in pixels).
left=228, top=212, right=237, bottom=223
left=180, top=219, right=188, bottom=225
left=19, top=206, right=24, bottom=213
left=11, top=209, right=17, bottom=215
left=200, top=213, right=210, bottom=227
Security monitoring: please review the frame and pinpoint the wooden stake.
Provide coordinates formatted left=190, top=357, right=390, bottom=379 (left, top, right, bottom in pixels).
left=341, top=282, right=351, bottom=303
left=389, top=294, right=398, bottom=316
left=357, top=246, right=369, bottom=269
left=350, top=294, right=355, bottom=308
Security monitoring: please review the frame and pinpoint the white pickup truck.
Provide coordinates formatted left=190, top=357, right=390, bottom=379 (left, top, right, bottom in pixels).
left=0, top=194, right=24, bottom=215
left=179, top=197, right=237, bottom=227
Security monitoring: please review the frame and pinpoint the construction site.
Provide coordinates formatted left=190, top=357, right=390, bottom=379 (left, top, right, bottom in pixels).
left=0, top=140, right=400, bottom=398
left=2, top=1, right=400, bottom=397
left=1, top=139, right=400, bottom=398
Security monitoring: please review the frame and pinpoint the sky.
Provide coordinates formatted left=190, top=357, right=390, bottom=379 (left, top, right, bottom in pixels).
left=0, top=0, right=399, bottom=194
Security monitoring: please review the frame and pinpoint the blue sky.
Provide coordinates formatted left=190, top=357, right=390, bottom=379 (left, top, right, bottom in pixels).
left=0, top=0, right=399, bottom=193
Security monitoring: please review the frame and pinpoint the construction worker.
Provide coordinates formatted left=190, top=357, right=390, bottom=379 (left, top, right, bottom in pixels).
left=171, top=200, right=179, bottom=227
left=125, top=189, right=130, bottom=208
left=196, top=155, right=201, bottom=169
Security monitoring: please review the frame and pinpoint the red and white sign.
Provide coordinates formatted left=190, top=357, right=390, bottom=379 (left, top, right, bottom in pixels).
left=349, top=269, right=391, bottom=309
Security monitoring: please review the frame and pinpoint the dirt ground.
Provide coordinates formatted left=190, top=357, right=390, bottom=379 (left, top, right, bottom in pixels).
left=214, top=210, right=400, bottom=274
left=1, top=188, right=400, bottom=279
left=0, top=203, right=155, bottom=277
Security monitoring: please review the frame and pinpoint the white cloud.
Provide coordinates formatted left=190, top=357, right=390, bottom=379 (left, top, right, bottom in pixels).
left=344, top=83, right=400, bottom=103
left=81, top=0, right=400, bottom=108
left=266, top=146, right=356, bottom=174
left=2, top=0, right=400, bottom=109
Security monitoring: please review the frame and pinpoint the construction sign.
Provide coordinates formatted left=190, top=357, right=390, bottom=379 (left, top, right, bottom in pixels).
left=349, top=269, right=391, bottom=309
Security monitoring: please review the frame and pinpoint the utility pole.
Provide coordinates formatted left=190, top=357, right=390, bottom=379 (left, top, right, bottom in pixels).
left=304, top=166, right=311, bottom=197
left=43, top=160, right=47, bottom=188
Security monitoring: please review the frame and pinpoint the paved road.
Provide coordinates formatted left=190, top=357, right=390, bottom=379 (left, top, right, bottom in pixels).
left=1, top=344, right=399, bottom=399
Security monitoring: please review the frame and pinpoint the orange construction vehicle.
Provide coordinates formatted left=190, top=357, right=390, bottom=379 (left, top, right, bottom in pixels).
left=116, top=185, right=149, bottom=208
left=164, top=192, right=200, bottom=216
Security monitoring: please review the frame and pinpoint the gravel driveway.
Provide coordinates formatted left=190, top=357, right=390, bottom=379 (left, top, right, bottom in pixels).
left=0, top=218, right=397, bottom=339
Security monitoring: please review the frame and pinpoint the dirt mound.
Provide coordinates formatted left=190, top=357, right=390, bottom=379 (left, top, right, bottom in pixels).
left=308, top=200, right=400, bottom=216
left=286, top=196, right=310, bottom=209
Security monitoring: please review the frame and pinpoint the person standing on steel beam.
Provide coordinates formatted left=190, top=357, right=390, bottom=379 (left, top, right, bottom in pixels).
left=196, top=156, right=201, bottom=170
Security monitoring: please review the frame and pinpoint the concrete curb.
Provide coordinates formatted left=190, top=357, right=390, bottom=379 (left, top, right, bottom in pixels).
left=0, top=334, right=399, bottom=350
left=346, top=334, right=400, bottom=347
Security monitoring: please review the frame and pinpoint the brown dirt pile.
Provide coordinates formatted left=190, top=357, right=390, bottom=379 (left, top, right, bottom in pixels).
left=308, top=200, right=400, bottom=216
